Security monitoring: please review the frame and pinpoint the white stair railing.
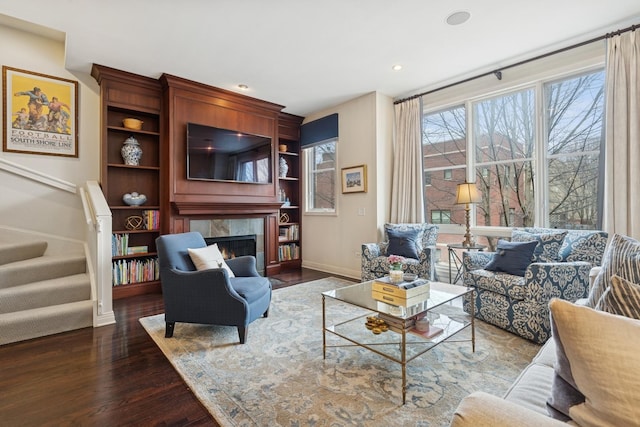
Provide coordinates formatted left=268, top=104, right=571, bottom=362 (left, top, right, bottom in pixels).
left=80, top=181, right=115, bottom=326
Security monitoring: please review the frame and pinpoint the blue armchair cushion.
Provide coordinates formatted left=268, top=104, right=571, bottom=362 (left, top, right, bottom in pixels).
left=386, top=227, right=421, bottom=259
left=484, top=240, right=538, bottom=277
left=511, top=229, right=566, bottom=263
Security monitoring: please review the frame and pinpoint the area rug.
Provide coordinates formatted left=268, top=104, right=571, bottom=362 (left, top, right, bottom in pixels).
left=140, top=277, right=541, bottom=426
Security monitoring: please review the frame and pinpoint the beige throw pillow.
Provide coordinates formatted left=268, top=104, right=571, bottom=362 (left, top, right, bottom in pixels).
left=549, top=299, right=640, bottom=427
left=187, top=244, right=235, bottom=278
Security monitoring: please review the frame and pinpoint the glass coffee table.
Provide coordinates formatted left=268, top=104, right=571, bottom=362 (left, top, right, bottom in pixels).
left=322, top=280, right=475, bottom=404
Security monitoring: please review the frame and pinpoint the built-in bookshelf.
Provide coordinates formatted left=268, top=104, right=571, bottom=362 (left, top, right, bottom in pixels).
left=277, top=113, right=303, bottom=269
left=92, top=64, right=164, bottom=299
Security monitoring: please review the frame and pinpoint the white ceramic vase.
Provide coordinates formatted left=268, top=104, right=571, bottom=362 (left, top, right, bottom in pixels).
left=279, top=156, right=288, bottom=178
left=121, top=136, right=142, bottom=166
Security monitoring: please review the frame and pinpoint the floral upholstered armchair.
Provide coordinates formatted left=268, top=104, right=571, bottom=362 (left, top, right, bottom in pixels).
left=361, top=223, right=439, bottom=282
left=462, top=228, right=608, bottom=344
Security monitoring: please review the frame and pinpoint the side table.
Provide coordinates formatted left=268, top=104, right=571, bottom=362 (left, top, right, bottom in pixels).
left=448, top=243, right=486, bottom=284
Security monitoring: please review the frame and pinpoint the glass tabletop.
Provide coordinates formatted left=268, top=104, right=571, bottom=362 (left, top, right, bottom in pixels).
left=322, top=280, right=471, bottom=320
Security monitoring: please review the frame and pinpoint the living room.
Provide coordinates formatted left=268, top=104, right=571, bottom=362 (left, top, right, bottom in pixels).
left=2, top=2, right=640, bottom=426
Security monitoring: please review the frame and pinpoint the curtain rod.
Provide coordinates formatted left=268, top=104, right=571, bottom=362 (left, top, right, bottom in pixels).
left=394, top=23, right=638, bottom=105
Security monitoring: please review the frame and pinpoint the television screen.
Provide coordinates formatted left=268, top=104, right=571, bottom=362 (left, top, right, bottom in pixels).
left=186, top=122, right=272, bottom=183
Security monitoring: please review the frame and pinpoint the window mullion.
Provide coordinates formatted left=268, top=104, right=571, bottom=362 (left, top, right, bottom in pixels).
left=535, top=80, right=547, bottom=227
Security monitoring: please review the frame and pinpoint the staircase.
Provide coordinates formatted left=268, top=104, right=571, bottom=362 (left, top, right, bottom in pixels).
left=0, top=238, right=93, bottom=345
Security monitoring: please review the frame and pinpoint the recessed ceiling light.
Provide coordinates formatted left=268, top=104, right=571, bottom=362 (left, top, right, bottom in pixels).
left=392, top=64, right=403, bottom=71
left=446, top=10, right=471, bottom=26
left=238, top=84, right=249, bottom=90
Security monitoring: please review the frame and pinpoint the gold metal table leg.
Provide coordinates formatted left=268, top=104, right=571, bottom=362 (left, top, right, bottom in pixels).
left=322, top=295, right=326, bottom=359
left=401, top=328, right=407, bottom=404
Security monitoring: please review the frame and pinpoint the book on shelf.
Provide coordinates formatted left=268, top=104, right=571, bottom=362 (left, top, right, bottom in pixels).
left=142, top=209, right=160, bottom=230
left=112, top=233, right=129, bottom=256
left=127, top=245, right=149, bottom=255
left=278, top=224, right=299, bottom=241
left=112, top=257, right=159, bottom=286
left=278, top=243, right=300, bottom=261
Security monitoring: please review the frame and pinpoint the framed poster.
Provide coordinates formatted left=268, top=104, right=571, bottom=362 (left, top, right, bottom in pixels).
left=341, top=164, right=367, bottom=193
left=3, top=66, right=79, bottom=157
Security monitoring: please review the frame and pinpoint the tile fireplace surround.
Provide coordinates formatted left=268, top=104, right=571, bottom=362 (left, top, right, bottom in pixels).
left=190, top=218, right=265, bottom=275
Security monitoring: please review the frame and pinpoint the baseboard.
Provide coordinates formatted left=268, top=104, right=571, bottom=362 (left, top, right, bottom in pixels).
left=301, top=260, right=360, bottom=281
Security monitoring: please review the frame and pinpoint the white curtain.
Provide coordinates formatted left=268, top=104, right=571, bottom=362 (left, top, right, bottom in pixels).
left=390, top=98, right=425, bottom=223
left=604, top=30, right=640, bottom=239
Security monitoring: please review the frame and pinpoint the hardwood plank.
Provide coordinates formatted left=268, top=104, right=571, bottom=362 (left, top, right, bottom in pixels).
left=0, top=269, right=351, bottom=426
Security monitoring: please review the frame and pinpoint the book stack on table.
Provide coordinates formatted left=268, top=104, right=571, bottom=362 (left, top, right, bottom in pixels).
left=372, top=276, right=431, bottom=307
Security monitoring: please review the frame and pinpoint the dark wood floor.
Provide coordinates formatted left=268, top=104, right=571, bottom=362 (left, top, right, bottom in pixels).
left=0, top=268, right=344, bottom=427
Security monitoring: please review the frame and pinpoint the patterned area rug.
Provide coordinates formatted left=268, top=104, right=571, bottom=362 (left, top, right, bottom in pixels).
left=139, top=277, right=540, bottom=426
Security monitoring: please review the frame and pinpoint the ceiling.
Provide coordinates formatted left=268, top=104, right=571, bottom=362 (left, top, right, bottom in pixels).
left=2, top=1, right=640, bottom=117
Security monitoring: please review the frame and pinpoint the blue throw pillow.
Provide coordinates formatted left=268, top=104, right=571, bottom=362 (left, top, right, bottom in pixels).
left=484, top=240, right=538, bottom=276
left=386, top=227, right=420, bottom=259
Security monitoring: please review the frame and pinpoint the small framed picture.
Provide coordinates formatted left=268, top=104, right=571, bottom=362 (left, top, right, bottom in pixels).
left=3, top=66, right=79, bottom=157
left=341, top=164, right=367, bottom=193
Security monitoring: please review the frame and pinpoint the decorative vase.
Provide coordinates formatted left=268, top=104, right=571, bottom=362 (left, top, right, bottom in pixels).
left=389, top=267, right=403, bottom=284
left=121, top=136, right=142, bottom=166
left=279, top=156, right=288, bottom=178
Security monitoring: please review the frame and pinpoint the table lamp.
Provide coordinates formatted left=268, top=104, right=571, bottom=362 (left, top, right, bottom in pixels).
left=456, top=182, right=482, bottom=247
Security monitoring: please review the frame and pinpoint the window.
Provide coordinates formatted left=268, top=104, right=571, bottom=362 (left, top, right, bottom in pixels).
left=422, top=68, right=604, bottom=231
left=424, top=171, right=432, bottom=186
left=422, top=105, right=467, bottom=226
left=431, top=210, right=451, bottom=224
left=304, top=140, right=336, bottom=212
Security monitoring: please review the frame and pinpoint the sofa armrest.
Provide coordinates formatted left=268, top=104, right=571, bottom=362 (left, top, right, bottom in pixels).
left=450, top=392, right=567, bottom=427
left=362, top=242, right=385, bottom=261
left=462, top=251, right=494, bottom=272
left=524, top=261, right=592, bottom=302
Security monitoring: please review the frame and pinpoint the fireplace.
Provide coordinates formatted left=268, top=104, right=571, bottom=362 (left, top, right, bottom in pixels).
left=204, top=235, right=257, bottom=259
left=191, top=218, right=265, bottom=275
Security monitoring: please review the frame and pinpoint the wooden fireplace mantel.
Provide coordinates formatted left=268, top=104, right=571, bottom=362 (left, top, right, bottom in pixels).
left=172, top=201, right=285, bottom=216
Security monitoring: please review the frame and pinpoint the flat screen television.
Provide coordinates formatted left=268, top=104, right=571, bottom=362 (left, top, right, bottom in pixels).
left=186, top=122, right=273, bottom=183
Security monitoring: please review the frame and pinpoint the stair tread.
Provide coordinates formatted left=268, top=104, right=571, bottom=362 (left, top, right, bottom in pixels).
left=0, top=299, right=93, bottom=319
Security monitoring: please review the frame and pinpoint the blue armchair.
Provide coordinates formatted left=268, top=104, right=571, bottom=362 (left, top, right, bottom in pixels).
left=156, top=232, right=271, bottom=344
left=462, top=228, right=608, bottom=344
left=361, top=223, right=439, bottom=282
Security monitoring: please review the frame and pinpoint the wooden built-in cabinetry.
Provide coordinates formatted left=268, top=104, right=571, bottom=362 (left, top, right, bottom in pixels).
left=94, top=65, right=304, bottom=298
left=92, top=64, right=163, bottom=299
left=277, top=113, right=304, bottom=269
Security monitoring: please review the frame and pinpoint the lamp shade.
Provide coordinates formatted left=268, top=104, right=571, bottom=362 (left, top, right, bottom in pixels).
left=456, top=182, right=481, bottom=204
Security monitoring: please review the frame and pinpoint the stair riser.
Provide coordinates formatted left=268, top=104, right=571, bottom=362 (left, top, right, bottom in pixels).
left=0, top=278, right=91, bottom=314
left=0, top=241, right=47, bottom=266
left=0, top=301, right=93, bottom=346
left=0, top=258, right=86, bottom=289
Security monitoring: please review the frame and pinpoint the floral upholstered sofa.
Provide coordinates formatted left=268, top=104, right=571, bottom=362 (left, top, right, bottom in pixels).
left=462, top=227, right=608, bottom=344
left=361, top=223, right=439, bottom=282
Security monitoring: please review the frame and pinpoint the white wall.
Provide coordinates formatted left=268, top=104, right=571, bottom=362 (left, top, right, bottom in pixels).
left=301, top=92, right=394, bottom=279
left=0, top=24, right=101, bottom=241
